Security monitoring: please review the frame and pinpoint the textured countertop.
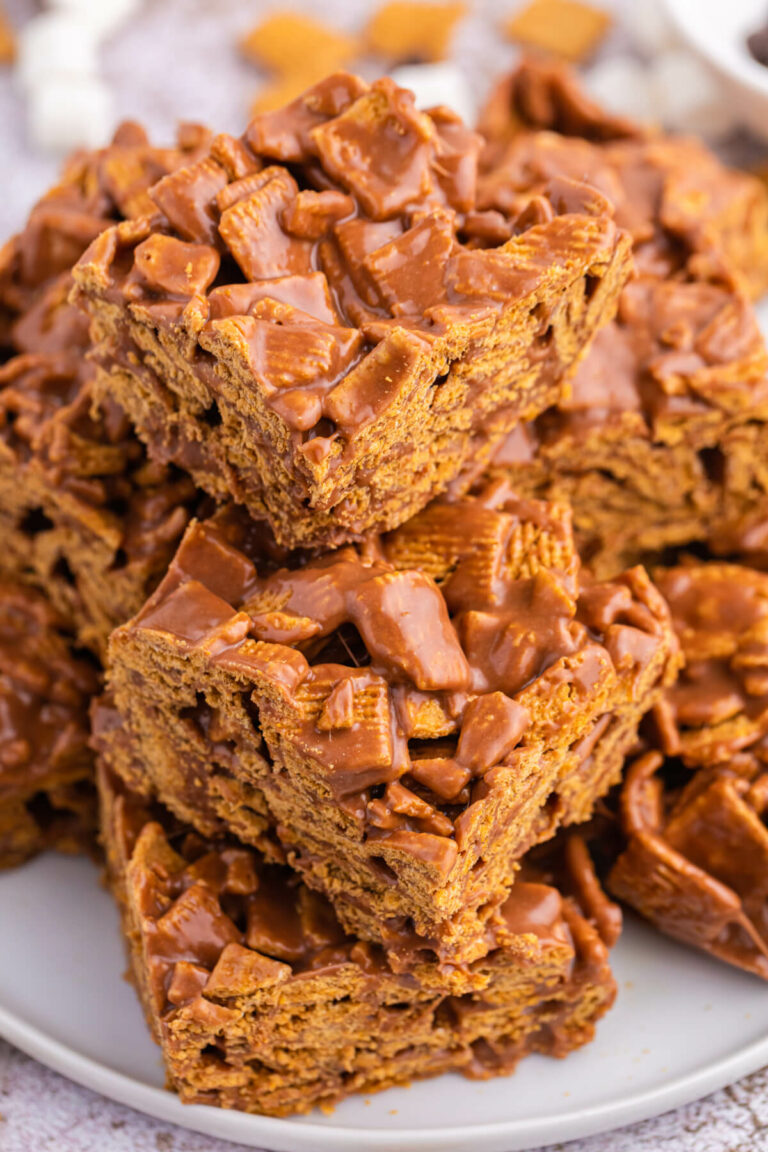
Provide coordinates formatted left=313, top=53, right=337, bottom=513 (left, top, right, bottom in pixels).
left=1, top=0, right=768, bottom=1149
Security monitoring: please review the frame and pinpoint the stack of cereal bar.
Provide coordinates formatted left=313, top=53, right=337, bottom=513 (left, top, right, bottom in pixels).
left=4, top=60, right=768, bottom=1117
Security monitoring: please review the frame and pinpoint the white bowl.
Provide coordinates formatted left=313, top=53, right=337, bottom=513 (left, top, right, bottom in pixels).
left=664, top=0, right=768, bottom=140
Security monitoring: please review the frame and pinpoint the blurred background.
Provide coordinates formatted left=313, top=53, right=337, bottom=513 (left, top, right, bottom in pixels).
left=1, top=0, right=768, bottom=242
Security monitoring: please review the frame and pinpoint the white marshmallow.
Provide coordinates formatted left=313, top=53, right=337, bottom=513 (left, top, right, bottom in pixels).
left=583, top=55, right=655, bottom=123
left=28, top=74, right=113, bottom=152
left=650, top=49, right=736, bottom=138
left=622, top=0, right=677, bottom=58
left=16, top=13, right=100, bottom=91
left=43, top=0, right=141, bottom=40
left=389, top=62, right=475, bottom=126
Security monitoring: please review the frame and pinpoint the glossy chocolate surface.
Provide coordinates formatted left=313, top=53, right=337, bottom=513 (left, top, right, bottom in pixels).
left=611, top=563, right=768, bottom=979
left=75, top=73, right=625, bottom=441
left=0, top=124, right=208, bottom=652
left=127, top=483, right=673, bottom=868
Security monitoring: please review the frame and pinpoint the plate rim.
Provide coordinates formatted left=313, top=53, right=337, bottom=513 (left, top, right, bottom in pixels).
left=3, top=996, right=768, bottom=1152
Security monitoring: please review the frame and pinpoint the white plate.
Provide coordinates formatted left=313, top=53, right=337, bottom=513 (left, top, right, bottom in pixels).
left=1, top=853, right=768, bottom=1152
left=5, top=302, right=768, bottom=1152
left=663, top=0, right=768, bottom=140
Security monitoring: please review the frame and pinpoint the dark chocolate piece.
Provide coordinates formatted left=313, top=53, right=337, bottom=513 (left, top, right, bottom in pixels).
left=610, top=563, right=768, bottom=978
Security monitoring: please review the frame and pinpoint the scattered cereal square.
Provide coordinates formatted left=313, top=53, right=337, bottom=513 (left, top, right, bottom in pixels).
left=505, top=0, right=612, bottom=62
left=240, top=12, right=356, bottom=76
left=366, top=1, right=466, bottom=64
left=0, top=3, right=16, bottom=63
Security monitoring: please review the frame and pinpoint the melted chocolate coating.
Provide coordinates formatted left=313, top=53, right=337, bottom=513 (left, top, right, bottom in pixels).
left=611, top=563, right=768, bottom=979
left=479, top=60, right=768, bottom=576
left=0, top=582, right=98, bottom=866
left=75, top=72, right=620, bottom=440
left=101, top=482, right=677, bottom=963
left=0, top=124, right=209, bottom=653
left=73, top=71, right=632, bottom=549
left=129, top=484, right=671, bottom=830
left=100, top=762, right=618, bottom=1116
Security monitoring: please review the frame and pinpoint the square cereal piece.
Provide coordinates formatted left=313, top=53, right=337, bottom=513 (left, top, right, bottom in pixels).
left=365, top=2, right=466, bottom=63
left=505, top=0, right=612, bottom=63
left=98, top=485, right=678, bottom=963
left=0, top=582, right=97, bottom=868
left=0, top=125, right=208, bottom=654
left=73, top=72, right=633, bottom=550
left=610, top=562, right=768, bottom=979
left=0, top=119, right=209, bottom=333
left=0, top=3, right=14, bottom=64
left=611, top=752, right=768, bottom=979
left=99, top=762, right=619, bottom=1115
left=239, top=13, right=357, bottom=76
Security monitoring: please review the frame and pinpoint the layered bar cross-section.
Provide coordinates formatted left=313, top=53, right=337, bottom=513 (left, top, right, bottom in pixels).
left=100, top=763, right=619, bottom=1116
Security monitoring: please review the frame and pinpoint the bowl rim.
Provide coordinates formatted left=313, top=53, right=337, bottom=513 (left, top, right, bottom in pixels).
left=663, top=0, right=768, bottom=100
